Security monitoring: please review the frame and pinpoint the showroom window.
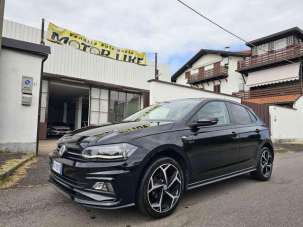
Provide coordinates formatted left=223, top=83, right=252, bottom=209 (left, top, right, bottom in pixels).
left=108, top=91, right=141, bottom=122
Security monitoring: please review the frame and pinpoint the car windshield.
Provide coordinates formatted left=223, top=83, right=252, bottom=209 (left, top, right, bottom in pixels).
left=123, top=99, right=201, bottom=122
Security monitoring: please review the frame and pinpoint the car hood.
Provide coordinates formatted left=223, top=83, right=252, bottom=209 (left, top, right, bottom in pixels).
left=58, top=121, right=174, bottom=146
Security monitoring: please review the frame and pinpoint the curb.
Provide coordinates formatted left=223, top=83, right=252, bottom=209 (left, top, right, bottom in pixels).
left=0, top=153, right=35, bottom=181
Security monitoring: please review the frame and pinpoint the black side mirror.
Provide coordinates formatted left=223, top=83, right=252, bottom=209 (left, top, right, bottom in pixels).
left=189, top=117, right=218, bottom=130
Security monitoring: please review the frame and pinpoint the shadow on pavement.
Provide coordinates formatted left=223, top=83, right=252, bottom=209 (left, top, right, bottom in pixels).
left=75, top=174, right=257, bottom=224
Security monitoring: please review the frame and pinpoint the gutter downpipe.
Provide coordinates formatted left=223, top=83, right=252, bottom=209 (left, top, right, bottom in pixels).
left=35, top=55, right=48, bottom=156
left=35, top=18, right=46, bottom=156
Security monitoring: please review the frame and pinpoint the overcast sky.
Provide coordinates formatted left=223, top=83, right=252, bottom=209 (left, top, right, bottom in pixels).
left=4, top=0, right=303, bottom=72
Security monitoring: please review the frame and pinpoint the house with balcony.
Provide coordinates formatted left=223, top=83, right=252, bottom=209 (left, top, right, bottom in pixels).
left=171, top=49, right=250, bottom=95
left=237, top=27, right=303, bottom=106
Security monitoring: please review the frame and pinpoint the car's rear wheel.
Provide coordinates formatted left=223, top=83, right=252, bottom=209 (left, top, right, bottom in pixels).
left=137, top=157, right=184, bottom=218
left=252, top=147, right=273, bottom=181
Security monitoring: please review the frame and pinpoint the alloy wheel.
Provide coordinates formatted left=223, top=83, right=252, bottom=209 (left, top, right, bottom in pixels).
left=147, top=163, right=182, bottom=213
left=260, top=149, right=273, bottom=177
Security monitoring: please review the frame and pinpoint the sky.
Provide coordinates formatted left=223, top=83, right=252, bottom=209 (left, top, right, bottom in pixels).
left=4, top=0, right=303, bottom=73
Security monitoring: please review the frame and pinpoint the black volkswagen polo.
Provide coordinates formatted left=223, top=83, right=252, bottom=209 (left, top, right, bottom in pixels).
left=49, top=98, right=274, bottom=218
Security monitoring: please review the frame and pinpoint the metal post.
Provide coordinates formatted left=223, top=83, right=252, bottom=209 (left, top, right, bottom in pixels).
left=40, top=18, right=45, bottom=45
left=155, top=52, right=159, bottom=80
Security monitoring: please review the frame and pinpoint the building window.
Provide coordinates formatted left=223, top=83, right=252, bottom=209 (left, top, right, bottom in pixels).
left=214, top=84, right=221, bottom=93
left=268, top=41, right=274, bottom=52
left=274, top=38, right=287, bottom=50
left=252, top=47, right=258, bottom=56
left=257, top=43, right=269, bottom=55
left=108, top=90, right=141, bottom=122
left=287, top=36, right=294, bottom=47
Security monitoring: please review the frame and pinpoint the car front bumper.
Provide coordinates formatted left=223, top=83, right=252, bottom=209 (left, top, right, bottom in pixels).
left=49, top=155, right=143, bottom=209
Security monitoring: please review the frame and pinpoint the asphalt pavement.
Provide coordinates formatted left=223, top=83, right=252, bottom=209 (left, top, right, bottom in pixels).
left=0, top=142, right=303, bottom=227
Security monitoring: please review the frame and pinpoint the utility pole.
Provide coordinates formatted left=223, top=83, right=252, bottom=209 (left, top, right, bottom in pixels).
left=155, top=52, right=159, bottom=80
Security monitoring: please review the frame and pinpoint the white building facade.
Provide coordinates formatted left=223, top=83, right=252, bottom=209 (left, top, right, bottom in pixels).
left=171, top=49, right=250, bottom=95
left=2, top=20, right=170, bottom=141
left=0, top=37, right=50, bottom=152
left=237, top=27, right=303, bottom=107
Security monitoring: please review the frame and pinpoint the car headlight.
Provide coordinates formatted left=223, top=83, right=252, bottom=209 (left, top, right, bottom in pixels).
left=82, top=143, right=137, bottom=160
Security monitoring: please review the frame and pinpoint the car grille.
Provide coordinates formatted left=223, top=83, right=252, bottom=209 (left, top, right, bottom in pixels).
left=51, top=171, right=88, bottom=189
left=57, top=143, right=85, bottom=161
left=64, top=151, right=84, bottom=161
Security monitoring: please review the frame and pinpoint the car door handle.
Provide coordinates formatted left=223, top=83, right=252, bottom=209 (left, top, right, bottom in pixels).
left=255, top=128, right=260, bottom=133
left=231, top=131, right=237, bottom=138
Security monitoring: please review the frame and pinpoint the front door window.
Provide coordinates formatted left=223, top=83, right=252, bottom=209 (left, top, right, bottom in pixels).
left=193, top=101, right=230, bottom=125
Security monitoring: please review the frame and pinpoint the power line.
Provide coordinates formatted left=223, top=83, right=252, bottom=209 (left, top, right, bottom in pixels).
left=176, top=0, right=296, bottom=64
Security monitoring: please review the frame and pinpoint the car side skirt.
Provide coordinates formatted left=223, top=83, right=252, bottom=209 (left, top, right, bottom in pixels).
left=187, top=167, right=256, bottom=190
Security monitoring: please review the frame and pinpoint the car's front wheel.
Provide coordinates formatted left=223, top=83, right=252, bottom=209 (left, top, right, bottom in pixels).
left=137, top=157, right=184, bottom=218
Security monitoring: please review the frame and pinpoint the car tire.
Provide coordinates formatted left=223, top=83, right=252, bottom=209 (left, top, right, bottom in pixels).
left=251, top=147, right=273, bottom=181
left=137, top=157, right=184, bottom=218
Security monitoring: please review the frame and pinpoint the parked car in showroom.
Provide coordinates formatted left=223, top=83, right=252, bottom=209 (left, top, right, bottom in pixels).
left=49, top=98, right=274, bottom=218
left=47, top=122, right=73, bottom=137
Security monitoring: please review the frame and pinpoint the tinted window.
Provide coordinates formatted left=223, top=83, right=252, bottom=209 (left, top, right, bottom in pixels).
left=193, top=101, right=230, bottom=125
left=229, top=103, right=252, bottom=125
left=248, top=109, right=258, bottom=122
left=124, top=99, right=201, bottom=122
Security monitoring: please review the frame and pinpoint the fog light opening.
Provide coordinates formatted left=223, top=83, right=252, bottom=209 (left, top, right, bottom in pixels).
left=93, top=182, right=114, bottom=193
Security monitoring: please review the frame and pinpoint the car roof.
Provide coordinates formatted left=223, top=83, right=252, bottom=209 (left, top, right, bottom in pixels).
left=162, top=98, right=241, bottom=105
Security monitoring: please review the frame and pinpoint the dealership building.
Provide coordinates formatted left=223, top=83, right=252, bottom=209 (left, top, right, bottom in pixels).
left=0, top=19, right=170, bottom=153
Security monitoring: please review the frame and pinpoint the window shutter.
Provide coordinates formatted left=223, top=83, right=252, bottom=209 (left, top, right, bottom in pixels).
left=214, top=84, right=221, bottom=93
left=214, top=62, right=220, bottom=71
left=198, top=67, right=204, bottom=79
left=185, top=71, right=191, bottom=79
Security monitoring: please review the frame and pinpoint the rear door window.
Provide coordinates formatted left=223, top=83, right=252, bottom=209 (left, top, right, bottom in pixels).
left=228, top=103, right=253, bottom=125
left=248, top=110, right=258, bottom=122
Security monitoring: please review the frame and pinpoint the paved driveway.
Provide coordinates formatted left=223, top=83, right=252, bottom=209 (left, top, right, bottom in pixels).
left=0, top=144, right=303, bottom=227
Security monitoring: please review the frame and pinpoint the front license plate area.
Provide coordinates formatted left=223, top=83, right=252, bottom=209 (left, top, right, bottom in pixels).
left=52, top=160, right=63, bottom=175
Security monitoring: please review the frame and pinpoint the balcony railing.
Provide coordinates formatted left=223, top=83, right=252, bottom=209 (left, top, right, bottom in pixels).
left=238, top=44, right=303, bottom=72
left=187, top=66, right=228, bottom=84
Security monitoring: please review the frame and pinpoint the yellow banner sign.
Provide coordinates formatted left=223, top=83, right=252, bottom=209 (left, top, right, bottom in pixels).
left=47, top=22, right=147, bottom=65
